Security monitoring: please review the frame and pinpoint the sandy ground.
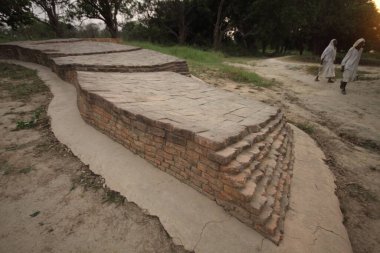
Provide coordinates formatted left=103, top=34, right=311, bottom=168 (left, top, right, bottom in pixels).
left=0, top=64, right=189, bottom=253
left=198, top=57, right=380, bottom=253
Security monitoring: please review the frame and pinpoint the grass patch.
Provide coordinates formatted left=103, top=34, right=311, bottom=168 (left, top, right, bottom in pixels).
left=295, top=122, right=315, bottom=135
left=19, top=167, right=33, bottom=174
left=29, top=211, right=40, bottom=217
left=102, top=190, right=126, bottom=205
left=219, top=65, right=273, bottom=86
left=126, top=41, right=274, bottom=87
left=16, top=107, right=44, bottom=130
left=0, top=63, right=48, bottom=99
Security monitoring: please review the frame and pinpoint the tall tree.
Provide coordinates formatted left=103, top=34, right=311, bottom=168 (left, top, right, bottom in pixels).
left=32, top=0, right=71, bottom=37
left=74, top=0, right=135, bottom=38
left=212, top=0, right=225, bottom=49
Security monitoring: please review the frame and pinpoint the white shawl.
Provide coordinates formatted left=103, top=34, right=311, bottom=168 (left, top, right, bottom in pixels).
left=321, top=39, right=337, bottom=62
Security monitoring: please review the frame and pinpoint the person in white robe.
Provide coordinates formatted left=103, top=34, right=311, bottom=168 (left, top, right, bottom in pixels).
left=340, top=38, right=365, bottom=95
left=315, top=39, right=337, bottom=83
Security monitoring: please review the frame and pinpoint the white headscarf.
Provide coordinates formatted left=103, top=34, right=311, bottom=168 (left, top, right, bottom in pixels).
left=352, top=38, right=365, bottom=48
left=321, top=39, right=337, bottom=61
left=351, top=38, right=365, bottom=73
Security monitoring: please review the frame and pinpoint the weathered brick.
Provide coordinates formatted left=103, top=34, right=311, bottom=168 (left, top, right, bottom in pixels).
left=187, top=141, right=208, bottom=155
left=161, top=162, right=170, bottom=169
left=167, top=133, right=187, bottom=146
left=190, top=166, right=202, bottom=176
left=203, top=171, right=219, bottom=185
left=185, top=149, right=200, bottom=163
left=194, top=135, right=224, bottom=151
left=134, top=141, right=145, bottom=151
left=148, top=126, right=166, bottom=137
left=197, top=162, right=218, bottom=178
left=199, top=156, right=220, bottom=171
left=189, top=171, right=208, bottom=185
left=174, top=156, right=190, bottom=170
left=132, top=120, right=147, bottom=131
left=202, top=183, right=214, bottom=195
left=172, top=127, right=194, bottom=139
left=164, top=146, right=180, bottom=156
left=223, top=185, right=242, bottom=200
left=153, top=136, right=164, bottom=143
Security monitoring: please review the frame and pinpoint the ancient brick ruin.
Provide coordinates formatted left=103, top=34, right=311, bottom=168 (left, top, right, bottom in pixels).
left=0, top=39, right=294, bottom=244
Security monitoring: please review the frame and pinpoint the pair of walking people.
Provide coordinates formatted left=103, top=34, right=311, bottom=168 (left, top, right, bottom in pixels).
left=315, top=38, right=365, bottom=95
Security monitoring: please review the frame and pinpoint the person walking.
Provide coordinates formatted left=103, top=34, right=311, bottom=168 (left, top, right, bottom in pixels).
left=315, top=39, right=337, bottom=83
left=340, top=38, right=365, bottom=95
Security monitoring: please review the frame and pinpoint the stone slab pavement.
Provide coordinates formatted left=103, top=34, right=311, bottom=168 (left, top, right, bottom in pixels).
left=4, top=40, right=139, bottom=56
left=53, top=49, right=186, bottom=67
left=1, top=60, right=353, bottom=253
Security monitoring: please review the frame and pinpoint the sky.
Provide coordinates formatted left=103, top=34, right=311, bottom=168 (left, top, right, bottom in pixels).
left=376, top=0, right=380, bottom=9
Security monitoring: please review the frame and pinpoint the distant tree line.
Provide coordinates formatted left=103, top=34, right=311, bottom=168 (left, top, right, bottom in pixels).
left=130, top=0, right=380, bottom=54
left=1, top=0, right=380, bottom=54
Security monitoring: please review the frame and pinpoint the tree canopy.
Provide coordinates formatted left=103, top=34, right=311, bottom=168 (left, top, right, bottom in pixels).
left=130, top=0, right=380, bottom=53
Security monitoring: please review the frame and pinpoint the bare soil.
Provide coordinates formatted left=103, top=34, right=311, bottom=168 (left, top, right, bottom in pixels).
left=0, top=63, right=190, bottom=253
left=199, top=57, right=380, bottom=253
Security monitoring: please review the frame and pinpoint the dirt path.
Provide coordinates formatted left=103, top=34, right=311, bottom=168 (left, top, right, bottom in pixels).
left=0, top=63, right=189, bottom=253
left=201, top=57, right=380, bottom=253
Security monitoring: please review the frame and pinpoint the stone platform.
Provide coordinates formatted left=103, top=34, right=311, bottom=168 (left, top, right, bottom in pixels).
left=52, top=49, right=189, bottom=77
left=0, top=39, right=294, bottom=244
left=0, top=40, right=189, bottom=77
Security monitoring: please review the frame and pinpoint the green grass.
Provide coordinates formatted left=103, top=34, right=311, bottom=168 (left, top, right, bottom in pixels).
left=16, top=107, right=44, bottom=130
left=126, top=41, right=275, bottom=87
left=19, top=167, right=33, bottom=174
left=29, top=211, right=40, bottom=217
left=0, top=63, right=48, bottom=99
left=295, top=122, right=315, bottom=135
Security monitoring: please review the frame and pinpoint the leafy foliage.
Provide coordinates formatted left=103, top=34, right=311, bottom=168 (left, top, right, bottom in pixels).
left=0, top=0, right=34, bottom=30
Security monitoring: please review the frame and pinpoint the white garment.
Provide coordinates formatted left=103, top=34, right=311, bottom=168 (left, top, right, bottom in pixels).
left=342, top=69, right=354, bottom=83
left=319, top=39, right=337, bottom=78
left=341, top=38, right=365, bottom=82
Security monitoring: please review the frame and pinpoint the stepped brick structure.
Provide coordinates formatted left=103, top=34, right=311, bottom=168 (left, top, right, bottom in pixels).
left=0, top=39, right=294, bottom=244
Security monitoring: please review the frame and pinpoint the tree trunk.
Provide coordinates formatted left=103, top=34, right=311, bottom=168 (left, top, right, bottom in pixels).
left=108, top=25, right=118, bottom=38
left=178, top=28, right=186, bottom=44
left=45, top=6, right=63, bottom=37
left=105, top=20, right=118, bottom=38
left=178, top=1, right=186, bottom=44
left=213, top=0, right=225, bottom=50
left=262, top=43, right=267, bottom=54
left=50, top=17, right=63, bottom=37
